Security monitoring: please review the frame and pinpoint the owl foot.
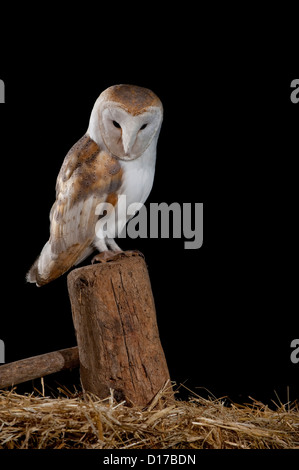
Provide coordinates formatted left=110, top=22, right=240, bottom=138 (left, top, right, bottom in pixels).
left=121, top=250, right=144, bottom=259
left=91, top=250, right=144, bottom=264
left=91, top=250, right=120, bottom=263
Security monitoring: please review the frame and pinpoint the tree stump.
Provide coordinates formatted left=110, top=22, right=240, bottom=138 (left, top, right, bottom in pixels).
left=67, top=254, right=172, bottom=407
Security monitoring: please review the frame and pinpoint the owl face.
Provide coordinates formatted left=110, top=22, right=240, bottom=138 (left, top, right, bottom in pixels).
left=88, top=85, right=163, bottom=161
left=98, top=104, right=162, bottom=161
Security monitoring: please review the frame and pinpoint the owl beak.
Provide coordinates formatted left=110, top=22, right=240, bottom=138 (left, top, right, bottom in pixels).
left=122, top=124, right=138, bottom=156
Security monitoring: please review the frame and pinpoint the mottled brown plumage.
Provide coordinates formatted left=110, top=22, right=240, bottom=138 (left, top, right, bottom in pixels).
left=29, top=135, right=123, bottom=286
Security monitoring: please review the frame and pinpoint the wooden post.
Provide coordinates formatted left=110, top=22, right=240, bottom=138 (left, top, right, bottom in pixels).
left=67, top=254, right=172, bottom=407
left=0, top=347, right=79, bottom=389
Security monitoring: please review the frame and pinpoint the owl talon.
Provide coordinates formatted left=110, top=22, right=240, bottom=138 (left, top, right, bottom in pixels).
left=122, top=250, right=144, bottom=259
left=91, top=250, right=118, bottom=264
left=91, top=250, right=144, bottom=264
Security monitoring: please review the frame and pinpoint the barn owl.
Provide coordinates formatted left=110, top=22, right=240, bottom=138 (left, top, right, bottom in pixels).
left=27, top=84, right=163, bottom=286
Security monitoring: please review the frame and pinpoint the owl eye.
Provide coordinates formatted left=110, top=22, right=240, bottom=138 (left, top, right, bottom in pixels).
left=140, top=123, right=147, bottom=130
left=112, top=120, right=121, bottom=129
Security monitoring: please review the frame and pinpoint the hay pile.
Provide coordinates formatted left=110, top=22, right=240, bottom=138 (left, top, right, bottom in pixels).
left=0, top=384, right=298, bottom=449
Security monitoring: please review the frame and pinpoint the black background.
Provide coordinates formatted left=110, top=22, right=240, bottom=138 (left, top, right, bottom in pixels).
left=0, top=24, right=298, bottom=409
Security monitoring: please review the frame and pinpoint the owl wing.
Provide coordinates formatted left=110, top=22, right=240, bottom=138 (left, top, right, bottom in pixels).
left=27, top=134, right=123, bottom=286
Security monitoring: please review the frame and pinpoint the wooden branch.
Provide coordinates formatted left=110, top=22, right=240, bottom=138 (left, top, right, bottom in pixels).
left=67, top=254, right=172, bottom=407
left=0, top=347, right=79, bottom=389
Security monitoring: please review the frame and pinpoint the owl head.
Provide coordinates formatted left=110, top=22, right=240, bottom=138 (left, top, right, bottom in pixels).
left=88, top=84, right=163, bottom=161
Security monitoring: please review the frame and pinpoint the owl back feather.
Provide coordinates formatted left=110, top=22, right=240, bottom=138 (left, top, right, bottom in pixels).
left=26, top=134, right=123, bottom=286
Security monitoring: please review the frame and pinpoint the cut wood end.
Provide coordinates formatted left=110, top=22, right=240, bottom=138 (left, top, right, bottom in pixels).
left=67, top=252, right=147, bottom=283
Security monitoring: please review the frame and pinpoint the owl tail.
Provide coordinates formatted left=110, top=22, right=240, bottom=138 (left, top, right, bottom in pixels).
left=26, top=242, right=59, bottom=287
left=26, top=258, right=40, bottom=285
left=26, top=241, right=72, bottom=287
left=26, top=241, right=93, bottom=287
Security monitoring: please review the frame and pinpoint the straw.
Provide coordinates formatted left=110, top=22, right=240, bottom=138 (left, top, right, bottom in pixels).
left=0, top=384, right=298, bottom=449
